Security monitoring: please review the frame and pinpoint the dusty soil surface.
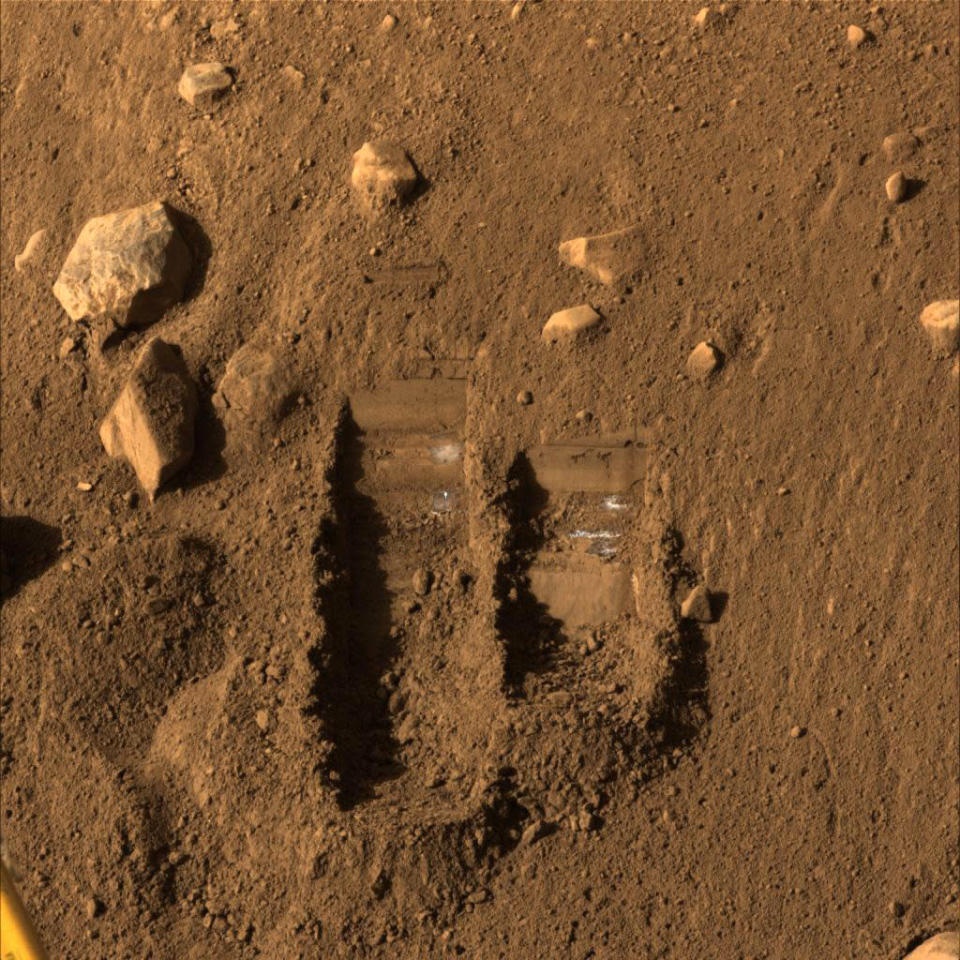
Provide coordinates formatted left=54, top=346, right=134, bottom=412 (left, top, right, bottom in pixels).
left=1, top=2, right=958, bottom=958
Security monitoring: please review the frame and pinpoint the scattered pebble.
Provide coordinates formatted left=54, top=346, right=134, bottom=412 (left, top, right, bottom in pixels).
left=541, top=304, right=602, bottom=342
left=882, top=132, right=920, bottom=164
left=178, top=62, right=233, bottom=108
left=919, top=300, right=959, bottom=355
left=58, top=336, right=78, bottom=360
left=76, top=481, right=94, bottom=492
left=846, top=24, right=867, bottom=48
left=99, top=338, right=198, bottom=501
left=14, top=228, right=48, bottom=271
left=885, top=170, right=908, bottom=203
left=52, top=201, right=191, bottom=329
left=903, top=932, right=960, bottom=960
left=254, top=709, right=271, bottom=733
left=380, top=13, right=397, bottom=32
left=516, top=390, right=533, bottom=406
left=411, top=567, right=433, bottom=596
left=521, top=818, right=547, bottom=845
left=686, top=341, right=721, bottom=379
left=789, top=725, right=805, bottom=739
left=351, top=141, right=418, bottom=211
left=680, top=584, right=712, bottom=622
left=558, top=224, right=643, bottom=286
left=281, top=64, right=306, bottom=88
left=510, top=0, right=526, bottom=20
left=692, top=7, right=719, bottom=29
left=85, top=897, right=103, bottom=919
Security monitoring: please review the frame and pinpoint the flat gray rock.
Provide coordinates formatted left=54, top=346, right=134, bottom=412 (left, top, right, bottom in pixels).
left=53, top=201, right=191, bottom=329
left=100, top=338, right=198, bottom=500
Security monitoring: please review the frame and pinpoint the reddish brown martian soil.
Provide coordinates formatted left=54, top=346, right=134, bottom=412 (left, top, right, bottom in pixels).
left=1, top=2, right=958, bottom=958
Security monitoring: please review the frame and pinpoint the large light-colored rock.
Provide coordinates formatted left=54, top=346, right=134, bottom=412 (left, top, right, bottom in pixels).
left=541, top=304, right=601, bottom=342
left=178, top=62, right=233, bottom=108
left=351, top=141, right=418, bottom=210
left=883, top=132, right=920, bottom=164
left=100, top=338, right=197, bottom=500
left=214, top=344, right=295, bottom=425
left=919, top=300, right=959, bottom=355
left=904, top=932, right=959, bottom=960
left=53, top=201, right=191, bottom=329
left=558, top=224, right=644, bottom=286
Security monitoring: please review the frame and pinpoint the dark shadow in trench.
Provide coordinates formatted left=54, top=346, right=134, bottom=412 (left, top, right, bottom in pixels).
left=494, top=452, right=566, bottom=694
left=311, top=414, right=401, bottom=809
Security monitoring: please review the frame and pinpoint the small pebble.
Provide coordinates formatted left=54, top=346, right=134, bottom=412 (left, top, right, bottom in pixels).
left=882, top=132, right=920, bottom=164
left=380, top=13, right=397, bottom=32
left=411, top=567, right=433, bottom=596
left=254, top=709, right=271, bottom=733
left=789, top=725, right=805, bottom=739
left=85, top=897, right=103, bottom=919
left=59, top=337, right=78, bottom=360
left=516, top=390, right=533, bottom=406
left=885, top=170, right=908, bottom=203
left=918, top=300, right=959, bottom=355
left=680, top=584, right=712, bottom=622
left=14, top=229, right=48, bottom=271
left=178, top=62, right=233, bottom=108
left=686, top=341, right=721, bottom=380
left=541, top=304, right=602, bottom=342
left=846, top=24, right=867, bottom=48
left=76, top=480, right=94, bottom=492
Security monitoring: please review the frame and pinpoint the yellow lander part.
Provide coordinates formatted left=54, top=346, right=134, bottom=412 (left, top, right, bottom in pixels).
left=0, top=861, right=47, bottom=960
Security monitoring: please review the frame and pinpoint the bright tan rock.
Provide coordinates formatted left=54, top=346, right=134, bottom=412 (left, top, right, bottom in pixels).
left=680, top=584, right=712, bottom=622
left=846, top=24, right=867, bottom=48
left=903, top=932, right=959, bottom=960
left=178, top=62, right=233, bottom=108
left=886, top=170, right=908, bottom=203
left=541, top=304, right=601, bottom=342
left=558, top=224, right=644, bottom=286
left=52, top=201, right=191, bottom=328
left=686, top=341, right=721, bottom=379
left=351, top=141, right=418, bottom=210
left=919, top=300, right=959, bottom=355
left=100, top=338, right=198, bottom=500
left=215, top=344, right=295, bottom=425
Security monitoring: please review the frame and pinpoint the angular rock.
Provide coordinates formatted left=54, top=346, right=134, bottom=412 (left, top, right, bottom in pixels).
left=692, top=6, right=719, bottom=29
left=178, top=62, right=233, bottom=108
left=52, top=201, right=191, bottom=329
left=919, top=300, right=959, bottom=355
left=882, top=132, right=920, bottom=164
left=904, top=932, right=960, bottom=960
left=14, top=229, right=48, bottom=272
left=541, top=304, right=601, bottom=342
left=686, top=341, right=721, bottom=379
left=558, top=224, right=644, bottom=287
left=885, top=170, right=908, bottom=203
left=680, top=585, right=712, bottom=622
left=99, top=338, right=198, bottom=500
left=351, top=141, right=418, bottom=210
left=214, top=344, right=295, bottom=425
